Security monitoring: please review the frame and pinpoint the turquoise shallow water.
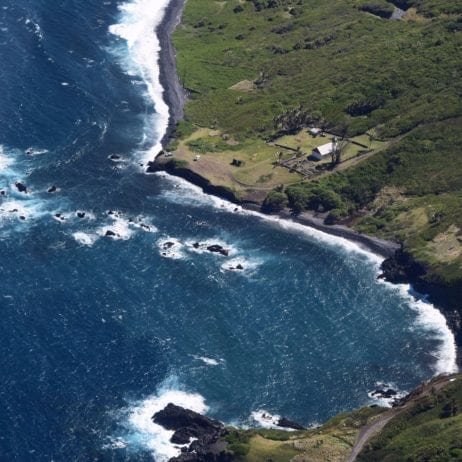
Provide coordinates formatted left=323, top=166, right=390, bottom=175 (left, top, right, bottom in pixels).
left=0, top=0, right=456, bottom=460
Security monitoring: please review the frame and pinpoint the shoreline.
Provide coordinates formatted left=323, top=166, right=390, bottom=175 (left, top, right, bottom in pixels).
left=153, top=0, right=460, bottom=368
left=156, top=0, right=187, bottom=149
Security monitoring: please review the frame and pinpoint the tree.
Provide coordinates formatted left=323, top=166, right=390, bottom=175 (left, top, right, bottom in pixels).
left=330, top=137, right=348, bottom=167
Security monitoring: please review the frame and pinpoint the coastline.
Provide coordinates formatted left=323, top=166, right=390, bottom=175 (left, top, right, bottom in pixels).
left=153, top=0, right=460, bottom=368
left=156, top=0, right=187, bottom=148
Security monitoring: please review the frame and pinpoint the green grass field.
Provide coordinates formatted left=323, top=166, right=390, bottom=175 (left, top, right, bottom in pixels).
left=172, top=0, right=462, bottom=302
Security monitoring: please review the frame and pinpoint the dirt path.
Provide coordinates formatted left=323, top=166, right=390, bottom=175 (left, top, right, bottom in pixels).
left=348, top=374, right=458, bottom=461
left=347, top=410, right=397, bottom=462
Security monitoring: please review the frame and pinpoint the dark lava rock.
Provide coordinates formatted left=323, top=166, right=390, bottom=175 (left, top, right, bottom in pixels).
left=207, top=245, right=229, bottom=257
left=236, top=264, right=244, bottom=270
left=153, top=404, right=232, bottom=462
left=163, top=241, right=175, bottom=249
left=193, top=242, right=200, bottom=249
left=47, top=185, right=57, bottom=193
left=19, top=216, right=26, bottom=220
left=379, top=249, right=426, bottom=284
left=277, top=417, right=306, bottom=430
left=372, top=388, right=397, bottom=399
left=0, top=190, right=6, bottom=196
left=153, top=403, right=222, bottom=434
left=105, top=230, right=116, bottom=237
left=140, top=223, right=150, bottom=230
left=15, top=182, right=27, bottom=193
left=109, top=154, right=121, bottom=161
left=77, top=212, right=86, bottom=219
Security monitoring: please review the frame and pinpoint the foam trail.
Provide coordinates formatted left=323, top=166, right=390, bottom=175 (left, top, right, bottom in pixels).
left=396, top=284, right=458, bottom=374
left=109, top=0, right=171, bottom=165
left=156, top=172, right=382, bottom=264
left=112, top=377, right=208, bottom=461
left=158, top=172, right=459, bottom=374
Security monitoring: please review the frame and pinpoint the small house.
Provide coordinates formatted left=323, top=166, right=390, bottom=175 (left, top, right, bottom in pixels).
left=309, top=127, right=322, bottom=136
left=311, top=142, right=334, bottom=161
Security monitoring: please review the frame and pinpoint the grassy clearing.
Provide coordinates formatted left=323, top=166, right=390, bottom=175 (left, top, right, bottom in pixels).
left=171, top=127, right=301, bottom=201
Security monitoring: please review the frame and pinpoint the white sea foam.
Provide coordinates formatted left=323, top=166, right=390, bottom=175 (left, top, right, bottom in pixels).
left=112, top=378, right=208, bottom=461
left=367, top=382, right=407, bottom=408
left=72, top=231, right=99, bottom=246
left=97, top=214, right=135, bottom=240
left=157, top=172, right=458, bottom=374
left=109, top=0, right=171, bottom=165
left=390, top=282, right=458, bottom=375
left=157, top=237, right=186, bottom=259
left=220, top=256, right=261, bottom=275
left=158, top=172, right=383, bottom=264
left=251, top=410, right=287, bottom=430
left=185, top=238, right=236, bottom=257
left=0, top=145, right=14, bottom=172
left=192, top=355, right=224, bottom=366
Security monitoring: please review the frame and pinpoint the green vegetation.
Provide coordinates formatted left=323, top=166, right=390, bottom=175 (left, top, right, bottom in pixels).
left=171, top=0, right=462, bottom=304
left=358, top=376, right=462, bottom=461
left=218, top=375, right=462, bottom=461
left=175, top=0, right=461, bottom=139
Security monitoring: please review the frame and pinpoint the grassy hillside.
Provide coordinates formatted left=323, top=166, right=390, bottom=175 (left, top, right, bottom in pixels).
left=174, top=0, right=461, bottom=139
left=357, top=375, right=462, bottom=461
left=169, top=0, right=462, bottom=309
left=222, top=374, right=462, bottom=462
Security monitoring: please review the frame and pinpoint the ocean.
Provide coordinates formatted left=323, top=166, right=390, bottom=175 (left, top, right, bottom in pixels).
left=0, top=0, right=457, bottom=460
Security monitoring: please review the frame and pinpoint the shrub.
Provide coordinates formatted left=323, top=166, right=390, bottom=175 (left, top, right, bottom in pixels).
left=263, top=190, right=289, bottom=213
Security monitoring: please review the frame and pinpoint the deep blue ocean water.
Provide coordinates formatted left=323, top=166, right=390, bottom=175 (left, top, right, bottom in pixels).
left=0, top=1, right=457, bottom=460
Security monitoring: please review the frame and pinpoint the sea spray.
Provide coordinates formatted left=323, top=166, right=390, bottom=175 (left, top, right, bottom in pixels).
left=112, top=377, right=208, bottom=461
left=156, top=171, right=459, bottom=375
left=109, top=0, right=171, bottom=165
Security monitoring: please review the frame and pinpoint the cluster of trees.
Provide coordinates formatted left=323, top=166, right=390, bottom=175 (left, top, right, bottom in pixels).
left=273, top=106, right=324, bottom=135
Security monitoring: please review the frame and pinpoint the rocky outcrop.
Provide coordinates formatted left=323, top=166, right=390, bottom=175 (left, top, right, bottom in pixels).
left=153, top=404, right=232, bottom=462
left=206, top=245, right=229, bottom=257
left=277, top=417, right=306, bottom=430
left=380, top=249, right=462, bottom=367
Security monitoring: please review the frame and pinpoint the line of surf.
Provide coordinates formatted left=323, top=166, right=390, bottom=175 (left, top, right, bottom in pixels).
left=157, top=171, right=458, bottom=376
left=109, top=0, right=171, bottom=165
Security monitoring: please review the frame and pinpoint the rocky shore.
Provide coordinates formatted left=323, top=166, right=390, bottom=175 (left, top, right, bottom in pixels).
left=153, top=0, right=461, bottom=367
left=157, top=0, right=187, bottom=148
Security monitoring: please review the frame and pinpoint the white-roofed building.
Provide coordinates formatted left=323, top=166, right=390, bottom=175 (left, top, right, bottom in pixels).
left=311, top=142, right=335, bottom=160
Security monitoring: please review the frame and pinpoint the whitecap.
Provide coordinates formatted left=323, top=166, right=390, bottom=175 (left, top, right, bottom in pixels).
left=109, top=0, right=171, bottom=165
left=192, top=355, right=224, bottom=366
left=157, top=172, right=458, bottom=374
left=156, top=237, right=186, bottom=259
left=250, top=410, right=287, bottom=430
left=383, top=282, right=458, bottom=375
left=97, top=215, right=134, bottom=240
left=185, top=238, right=236, bottom=257
left=110, top=378, right=208, bottom=461
left=72, top=231, right=99, bottom=246
left=220, top=257, right=261, bottom=275
left=367, top=382, right=407, bottom=408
